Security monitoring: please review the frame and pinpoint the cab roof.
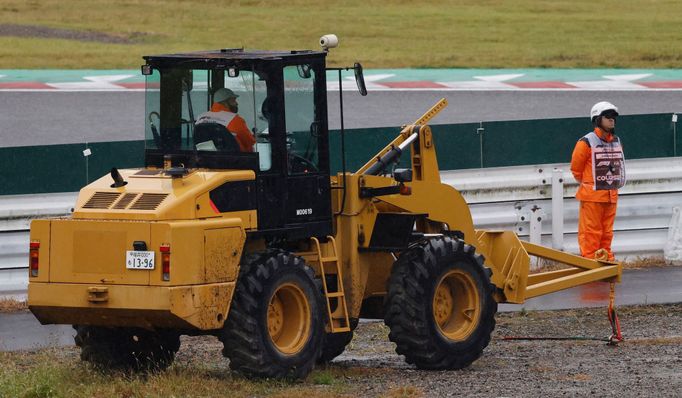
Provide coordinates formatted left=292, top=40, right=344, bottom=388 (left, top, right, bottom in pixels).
left=143, top=49, right=327, bottom=68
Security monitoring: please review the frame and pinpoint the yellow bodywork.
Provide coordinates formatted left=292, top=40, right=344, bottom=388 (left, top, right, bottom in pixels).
left=29, top=169, right=254, bottom=330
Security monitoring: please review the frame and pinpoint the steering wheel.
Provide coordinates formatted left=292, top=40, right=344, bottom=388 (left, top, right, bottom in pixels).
left=288, top=153, right=318, bottom=174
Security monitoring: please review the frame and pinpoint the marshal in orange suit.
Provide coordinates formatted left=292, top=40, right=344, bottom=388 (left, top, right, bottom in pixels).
left=570, top=101, right=626, bottom=261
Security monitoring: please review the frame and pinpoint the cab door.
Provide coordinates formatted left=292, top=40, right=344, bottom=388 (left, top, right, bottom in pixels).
left=282, top=63, right=332, bottom=236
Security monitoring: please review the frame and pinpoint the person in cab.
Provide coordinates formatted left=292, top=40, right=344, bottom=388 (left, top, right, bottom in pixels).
left=195, top=88, right=256, bottom=152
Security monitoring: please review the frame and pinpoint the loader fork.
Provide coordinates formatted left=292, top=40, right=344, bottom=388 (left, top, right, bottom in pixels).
left=475, top=230, right=622, bottom=304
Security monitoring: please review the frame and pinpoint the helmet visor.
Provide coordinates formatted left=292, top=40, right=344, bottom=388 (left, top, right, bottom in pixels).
left=601, top=110, right=619, bottom=119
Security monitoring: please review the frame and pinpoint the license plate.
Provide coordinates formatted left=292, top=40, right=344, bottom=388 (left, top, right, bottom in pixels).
left=126, top=250, right=155, bottom=270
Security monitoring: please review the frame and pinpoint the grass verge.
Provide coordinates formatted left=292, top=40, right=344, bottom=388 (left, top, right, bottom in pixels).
left=0, top=348, right=358, bottom=398
left=0, top=298, right=28, bottom=313
left=1, top=0, right=682, bottom=68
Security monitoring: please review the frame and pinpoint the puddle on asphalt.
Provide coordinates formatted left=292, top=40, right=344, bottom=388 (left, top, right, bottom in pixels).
left=0, top=312, right=75, bottom=351
left=577, top=281, right=611, bottom=303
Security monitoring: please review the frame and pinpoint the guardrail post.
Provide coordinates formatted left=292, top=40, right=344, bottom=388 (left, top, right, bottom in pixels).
left=664, top=206, right=682, bottom=265
left=551, top=168, right=564, bottom=250
left=673, top=113, right=678, bottom=157
left=476, top=122, right=484, bottom=168
left=527, top=208, right=545, bottom=271
left=518, top=204, right=545, bottom=245
left=529, top=211, right=542, bottom=245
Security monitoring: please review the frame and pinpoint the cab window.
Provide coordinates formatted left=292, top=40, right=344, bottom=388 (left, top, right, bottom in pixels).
left=144, top=67, right=272, bottom=171
left=283, top=65, right=319, bottom=174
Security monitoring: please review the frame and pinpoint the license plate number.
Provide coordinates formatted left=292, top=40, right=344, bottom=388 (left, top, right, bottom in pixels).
left=126, top=251, right=155, bottom=270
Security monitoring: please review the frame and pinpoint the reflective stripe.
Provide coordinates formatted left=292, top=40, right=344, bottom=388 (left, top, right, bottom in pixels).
left=195, top=111, right=237, bottom=127
left=584, top=132, right=626, bottom=190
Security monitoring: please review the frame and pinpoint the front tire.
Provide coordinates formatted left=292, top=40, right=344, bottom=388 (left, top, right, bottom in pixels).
left=384, top=236, right=497, bottom=370
left=220, top=250, right=324, bottom=379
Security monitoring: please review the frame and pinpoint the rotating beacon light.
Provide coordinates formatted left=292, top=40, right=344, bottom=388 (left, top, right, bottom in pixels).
left=320, top=34, right=339, bottom=51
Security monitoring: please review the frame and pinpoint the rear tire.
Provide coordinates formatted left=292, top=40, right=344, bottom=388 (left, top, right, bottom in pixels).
left=384, top=236, right=497, bottom=370
left=74, top=326, right=180, bottom=372
left=220, top=250, right=324, bottom=379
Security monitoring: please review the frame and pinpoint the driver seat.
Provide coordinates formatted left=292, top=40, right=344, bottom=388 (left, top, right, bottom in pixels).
left=194, top=123, right=240, bottom=152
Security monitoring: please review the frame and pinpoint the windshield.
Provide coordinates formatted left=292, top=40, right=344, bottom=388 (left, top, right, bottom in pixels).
left=145, top=66, right=271, bottom=170
left=284, top=64, right=319, bottom=174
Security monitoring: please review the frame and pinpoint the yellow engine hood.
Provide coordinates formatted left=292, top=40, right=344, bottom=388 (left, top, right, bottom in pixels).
left=72, top=168, right=256, bottom=221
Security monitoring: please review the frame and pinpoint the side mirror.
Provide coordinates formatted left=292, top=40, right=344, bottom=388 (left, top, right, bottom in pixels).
left=354, top=62, right=368, bottom=96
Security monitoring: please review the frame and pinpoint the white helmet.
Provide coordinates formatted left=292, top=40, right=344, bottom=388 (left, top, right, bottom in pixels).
left=590, top=101, right=619, bottom=121
left=214, top=88, right=239, bottom=103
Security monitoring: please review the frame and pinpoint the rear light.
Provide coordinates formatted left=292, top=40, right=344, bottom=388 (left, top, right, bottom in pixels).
left=29, top=241, right=40, bottom=277
left=160, top=244, right=171, bottom=281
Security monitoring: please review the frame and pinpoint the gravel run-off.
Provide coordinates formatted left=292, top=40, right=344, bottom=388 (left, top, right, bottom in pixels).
left=176, top=303, right=682, bottom=397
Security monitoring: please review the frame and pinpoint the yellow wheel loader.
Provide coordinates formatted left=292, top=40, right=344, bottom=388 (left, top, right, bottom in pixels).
left=28, top=38, right=621, bottom=379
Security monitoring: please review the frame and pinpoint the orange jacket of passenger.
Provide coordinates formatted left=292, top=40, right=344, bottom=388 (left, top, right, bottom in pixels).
left=570, top=127, right=619, bottom=204
left=207, top=103, right=256, bottom=152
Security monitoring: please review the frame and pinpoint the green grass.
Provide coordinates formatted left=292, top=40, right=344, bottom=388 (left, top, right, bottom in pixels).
left=1, top=0, right=682, bottom=68
left=0, top=349, right=356, bottom=398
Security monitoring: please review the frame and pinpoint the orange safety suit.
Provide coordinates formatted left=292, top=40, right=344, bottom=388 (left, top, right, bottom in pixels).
left=570, top=127, right=621, bottom=261
left=206, top=102, right=256, bottom=152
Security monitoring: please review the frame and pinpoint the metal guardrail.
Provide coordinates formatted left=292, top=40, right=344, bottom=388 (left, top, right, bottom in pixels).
left=0, top=192, right=77, bottom=232
left=447, top=157, right=682, bottom=262
left=1, top=158, right=681, bottom=292
left=0, top=193, right=77, bottom=293
left=445, top=157, right=682, bottom=203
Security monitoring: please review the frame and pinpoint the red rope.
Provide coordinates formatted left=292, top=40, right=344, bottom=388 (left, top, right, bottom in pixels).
left=503, top=281, right=624, bottom=345
left=607, top=282, right=623, bottom=345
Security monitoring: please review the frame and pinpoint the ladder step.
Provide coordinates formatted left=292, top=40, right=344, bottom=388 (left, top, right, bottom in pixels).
left=310, top=236, right=351, bottom=336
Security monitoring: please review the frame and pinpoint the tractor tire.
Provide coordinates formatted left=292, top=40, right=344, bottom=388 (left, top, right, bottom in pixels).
left=74, top=326, right=180, bottom=372
left=384, top=236, right=497, bottom=370
left=317, top=318, right=359, bottom=364
left=220, top=250, right=324, bottom=379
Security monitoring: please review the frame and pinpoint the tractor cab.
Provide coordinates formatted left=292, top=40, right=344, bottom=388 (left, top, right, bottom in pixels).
left=141, top=49, right=332, bottom=239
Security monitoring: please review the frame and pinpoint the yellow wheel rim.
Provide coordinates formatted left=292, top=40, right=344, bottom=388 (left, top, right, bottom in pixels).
left=267, top=283, right=311, bottom=355
left=432, top=269, right=480, bottom=341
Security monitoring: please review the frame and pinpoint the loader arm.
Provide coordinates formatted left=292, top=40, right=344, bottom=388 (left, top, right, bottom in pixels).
left=361, top=98, right=622, bottom=305
left=357, top=98, right=448, bottom=175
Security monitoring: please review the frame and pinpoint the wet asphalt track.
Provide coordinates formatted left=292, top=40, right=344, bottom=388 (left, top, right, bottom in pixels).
left=2, top=90, right=682, bottom=147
